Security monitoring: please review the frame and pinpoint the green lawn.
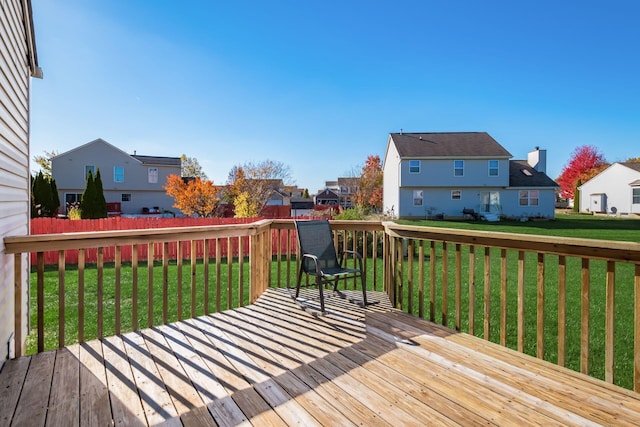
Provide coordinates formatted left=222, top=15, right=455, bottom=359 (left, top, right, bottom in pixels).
left=28, top=213, right=640, bottom=389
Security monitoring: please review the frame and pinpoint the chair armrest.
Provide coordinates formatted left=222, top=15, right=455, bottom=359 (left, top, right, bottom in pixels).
left=301, top=253, right=322, bottom=275
left=340, top=250, right=364, bottom=271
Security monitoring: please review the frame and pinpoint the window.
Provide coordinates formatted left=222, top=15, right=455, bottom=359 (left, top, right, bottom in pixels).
left=409, top=160, right=420, bottom=173
left=121, top=193, right=131, bottom=202
left=413, top=190, right=423, bottom=206
left=488, top=160, right=499, bottom=176
left=84, top=165, right=95, bottom=180
left=454, top=160, right=464, bottom=176
left=404, top=160, right=418, bottom=174
left=148, top=167, right=158, bottom=183
left=451, top=190, right=461, bottom=200
left=633, top=188, right=640, bottom=204
left=519, top=190, right=539, bottom=206
left=114, top=166, right=124, bottom=183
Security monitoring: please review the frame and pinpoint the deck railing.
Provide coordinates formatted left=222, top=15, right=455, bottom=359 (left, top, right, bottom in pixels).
left=5, top=219, right=640, bottom=392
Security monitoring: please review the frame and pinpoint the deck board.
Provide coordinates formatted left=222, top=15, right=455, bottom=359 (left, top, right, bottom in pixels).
left=2, top=287, right=640, bottom=426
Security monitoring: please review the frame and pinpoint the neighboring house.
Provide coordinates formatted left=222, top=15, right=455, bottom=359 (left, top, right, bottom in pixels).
left=265, top=189, right=291, bottom=206
left=1, top=0, right=41, bottom=361
left=578, top=162, right=640, bottom=215
left=51, top=138, right=181, bottom=215
left=315, top=189, right=340, bottom=206
left=337, top=177, right=359, bottom=208
left=290, top=197, right=315, bottom=217
left=383, top=132, right=558, bottom=220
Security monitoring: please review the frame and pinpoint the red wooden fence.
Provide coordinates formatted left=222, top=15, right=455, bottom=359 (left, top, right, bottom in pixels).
left=29, top=217, right=300, bottom=266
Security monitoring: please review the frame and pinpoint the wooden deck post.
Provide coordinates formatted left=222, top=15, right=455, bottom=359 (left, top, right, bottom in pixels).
left=249, top=222, right=271, bottom=303
left=13, top=253, right=25, bottom=357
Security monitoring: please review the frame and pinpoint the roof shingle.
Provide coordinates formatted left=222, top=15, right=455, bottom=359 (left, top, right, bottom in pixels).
left=390, top=132, right=513, bottom=158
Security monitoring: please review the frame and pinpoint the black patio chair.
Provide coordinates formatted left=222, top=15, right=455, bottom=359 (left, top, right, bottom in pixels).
left=294, top=219, right=370, bottom=313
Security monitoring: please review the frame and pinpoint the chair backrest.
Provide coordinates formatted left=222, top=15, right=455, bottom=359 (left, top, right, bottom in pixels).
left=295, top=220, right=339, bottom=273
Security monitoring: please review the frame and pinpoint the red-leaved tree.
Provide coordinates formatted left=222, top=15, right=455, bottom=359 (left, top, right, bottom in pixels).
left=356, top=154, right=383, bottom=212
left=556, top=145, right=608, bottom=199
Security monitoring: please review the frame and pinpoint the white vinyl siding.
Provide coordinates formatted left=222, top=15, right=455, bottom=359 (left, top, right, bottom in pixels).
left=1, top=0, right=36, bottom=361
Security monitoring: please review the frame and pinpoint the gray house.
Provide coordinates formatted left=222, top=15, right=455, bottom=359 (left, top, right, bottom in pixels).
left=383, top=132, right=558, bottom=220
left=0, top=0, right=41, bottom=361
left=52, top=138, right=181, bottom=215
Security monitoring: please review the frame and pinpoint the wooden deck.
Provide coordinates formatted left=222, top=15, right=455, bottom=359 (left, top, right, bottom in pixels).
left=1, top=288, right=640, bottom=426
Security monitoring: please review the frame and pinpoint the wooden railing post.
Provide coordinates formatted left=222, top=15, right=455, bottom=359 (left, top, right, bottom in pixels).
left=13, top=253, right=25, bottom=357
left=249, top=222, right=271, bottom=303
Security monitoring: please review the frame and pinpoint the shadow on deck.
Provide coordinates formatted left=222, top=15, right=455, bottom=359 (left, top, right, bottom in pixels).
left=1, top=287, right=640, bottom=426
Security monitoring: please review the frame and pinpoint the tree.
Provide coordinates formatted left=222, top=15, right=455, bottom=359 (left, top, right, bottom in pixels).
left=80, top=169, right=96, bottom=219
left=626, top=156, right=640, bottom=162
left=356, top=154, right=383, bottom=212
left=225, top=160, right=293, bottom=217
left=32, top=149, right=59, bottom=178
left=181, top=154, right=208, bottom=179
left=31, top=172, right=60, bottom=217
left=94, top=169, right=108, bottom=218
left=164, top=174, right=221, bottom=217
left=556, top=145, right=608, bottom=199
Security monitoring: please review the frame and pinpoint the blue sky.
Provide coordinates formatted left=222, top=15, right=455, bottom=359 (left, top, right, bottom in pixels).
left=30, top=1, right=640, bottom=192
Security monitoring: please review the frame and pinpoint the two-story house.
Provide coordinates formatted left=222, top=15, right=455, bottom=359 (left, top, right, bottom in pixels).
left=51, top=138, right=181, bottom=215
left=383, top=132, right=558, bottom=220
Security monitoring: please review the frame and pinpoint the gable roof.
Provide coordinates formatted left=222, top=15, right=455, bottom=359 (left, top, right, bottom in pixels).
left=389, top=132, right=512, bottom=158
left=509, top=160, right=558, bottom=188
left=620, top=162, right=640, bottom=173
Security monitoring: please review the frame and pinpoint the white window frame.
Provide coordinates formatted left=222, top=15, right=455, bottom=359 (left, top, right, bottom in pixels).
left=633, top=188, right=640, bottom=204
left=488, top=160, right=499, bottom=177
left=454, top=160, right=464, bottom=177
left=114, top=166, right=124, bottom=183
left=148, top=167, right=159, bottom=184
left=451, top=190, right=461, bottom=200
left=413, top=190, right=423, bottom=206
left=519, top=190, right=539, bottom=206
left=409, top=160, right=420, bottom=174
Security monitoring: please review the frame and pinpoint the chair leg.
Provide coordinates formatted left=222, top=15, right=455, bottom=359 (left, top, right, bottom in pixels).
left=295, top=267, right=304, bottom=298
left=360, top=274, right=368, bottom=306
left=317, top=274, right=325, bottom=312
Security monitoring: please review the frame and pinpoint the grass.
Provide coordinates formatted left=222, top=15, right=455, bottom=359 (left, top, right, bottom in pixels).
left=28, top=213, right=640, bottom=389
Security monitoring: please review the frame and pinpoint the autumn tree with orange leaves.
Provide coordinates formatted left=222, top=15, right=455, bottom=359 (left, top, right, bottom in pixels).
left=356, top=154, right=383, bottom=212
left=556, top=145, right=608, bottom=200
left=164, top=174, right=221, bottom=217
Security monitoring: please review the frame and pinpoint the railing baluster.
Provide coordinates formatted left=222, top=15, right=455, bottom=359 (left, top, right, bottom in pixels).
left=162, top=242, right=169, bottom=324
left=605, top=260, right=615, bottom=383
left=634, top=263, right=640, bottom=393
left=239, top=236, right=244, bottom=306
left=407, top=239, right=414, bottom=315
left=78, top=249, right=85, bottom=343
left=228, top=237, right=233, bottom=310
left=581, top=258, right=590, bottom=375
left=115, top=246, right=121, bottom=335
left=442, top=241, right=448, bottom=326
left=147, top=242, right=154, bottom=328
left=177, top=241, right=183, bottom=320
left=500, top=249, right=507, bottom=346
left=468, top=245, right=476, bottom=336
left=558, top=255, right=567, bottom=366
left=536, top=253, right=545, bottom=359
left=418, top=240, right=424, bottom=318
left=58, top=250, right=65, bottom=348
left=455, top=244, right=461, bottom=332
left=373, top=230, right=378, bottom=291
left=517, top=251, right=525, bottom=352
left=37, top=252, right=44, bottom=353
left=190, top=240, right=196, bottom=318
left=97, top=247, right=104, bottom=339
left=483, top=247, right=491, bottom=340
left=429, top=241, right=436, bottom=322
left=216, top=238, right=222, bottom=312
left=204, top=238, right=210, bottom=314
left=132, top=244, right=138, bottom=331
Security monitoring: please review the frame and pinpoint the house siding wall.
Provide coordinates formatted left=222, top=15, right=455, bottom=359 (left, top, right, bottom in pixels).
left=400, top=158, right=510, bottom=187
left=0, top=0, right=32, bottom=361
left=579, top=163, right=640, bottom=214
left=382, top=139, right=400, bottom=215
left=500, top=188, right=556, bottom=219
left=52, top=140, right=180, bottom=215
